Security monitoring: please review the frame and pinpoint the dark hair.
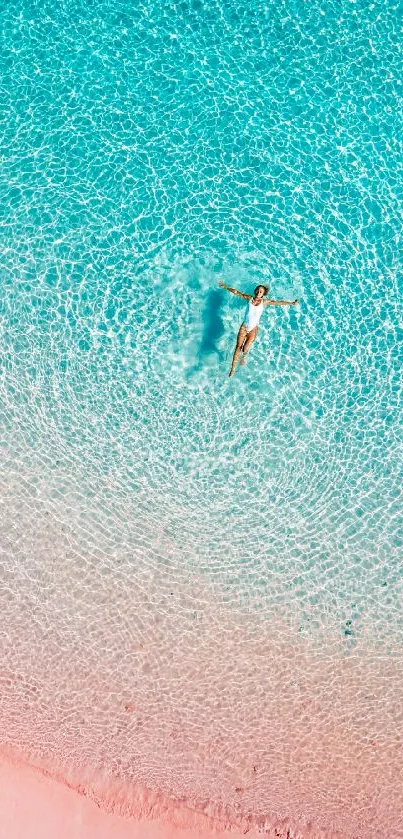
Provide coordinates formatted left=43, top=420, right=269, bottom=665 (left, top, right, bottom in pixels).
left=254, top=285, right=269, bottom=297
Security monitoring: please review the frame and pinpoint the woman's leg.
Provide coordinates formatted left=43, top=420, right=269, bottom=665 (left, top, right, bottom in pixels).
left=240, top=326, right=258, bottom=365
left=229, top=324, right=248, bottom=377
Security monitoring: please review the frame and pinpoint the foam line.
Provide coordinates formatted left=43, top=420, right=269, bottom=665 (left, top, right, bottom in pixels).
left=0, top=751, right=350, bottom=839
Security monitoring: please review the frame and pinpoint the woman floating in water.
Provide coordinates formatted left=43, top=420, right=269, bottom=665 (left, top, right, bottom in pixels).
left=219, top=282, right=298, bottom=377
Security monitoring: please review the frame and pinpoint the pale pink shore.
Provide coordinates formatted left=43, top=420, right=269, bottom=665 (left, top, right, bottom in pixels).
left=0, top=752, right=351, bottom=839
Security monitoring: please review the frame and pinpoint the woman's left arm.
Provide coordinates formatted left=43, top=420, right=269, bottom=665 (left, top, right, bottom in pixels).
left=264, top=298, right=298, bottom=306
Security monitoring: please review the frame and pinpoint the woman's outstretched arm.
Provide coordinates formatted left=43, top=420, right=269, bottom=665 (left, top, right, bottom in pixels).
left=219, top=281, right=250, bottom=300
left=264, top=298, right=298, bottom=306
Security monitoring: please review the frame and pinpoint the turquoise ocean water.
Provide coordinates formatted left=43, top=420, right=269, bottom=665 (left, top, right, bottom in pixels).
left=1, top=2, right=403, bottom=837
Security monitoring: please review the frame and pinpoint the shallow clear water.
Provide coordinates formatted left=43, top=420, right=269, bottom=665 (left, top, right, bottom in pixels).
left=1, top=1, right=403, bottom=837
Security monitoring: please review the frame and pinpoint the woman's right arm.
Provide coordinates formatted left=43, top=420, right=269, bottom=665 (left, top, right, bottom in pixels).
left=218, top=282, right=250, bottom=300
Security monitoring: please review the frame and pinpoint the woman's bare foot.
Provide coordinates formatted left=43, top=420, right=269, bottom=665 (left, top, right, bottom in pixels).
left=240, top=353, right=247, bottom=366
left=229, top=365, right=236, bottom=377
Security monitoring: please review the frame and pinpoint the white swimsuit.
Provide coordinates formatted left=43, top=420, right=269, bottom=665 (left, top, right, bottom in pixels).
left=244, top=299, right=263, bottom=333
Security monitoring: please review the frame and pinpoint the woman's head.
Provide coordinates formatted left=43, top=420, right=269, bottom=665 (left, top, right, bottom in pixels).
left=254, top=285, right=269, bottom=299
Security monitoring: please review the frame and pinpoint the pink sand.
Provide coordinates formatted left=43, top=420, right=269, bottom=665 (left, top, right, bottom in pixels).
left=0, top=753, right=304, bottom=839
left=0, top=754, right=242, bottom=839
left=0, top=749, right=370, bottom=839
